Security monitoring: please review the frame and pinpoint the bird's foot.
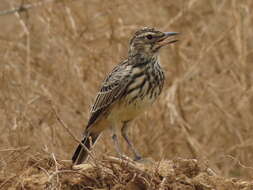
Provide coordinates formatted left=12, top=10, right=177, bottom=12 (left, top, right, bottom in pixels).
left=134, top=156, right=154, bottom=164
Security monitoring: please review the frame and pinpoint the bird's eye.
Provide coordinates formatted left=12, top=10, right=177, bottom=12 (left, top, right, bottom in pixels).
left=146, top=34, right=153, bottom=40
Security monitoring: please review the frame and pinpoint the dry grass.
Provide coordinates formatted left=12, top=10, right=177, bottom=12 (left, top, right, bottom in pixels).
left=1, top=154, right=253, bottom=189
left=1, top=0, right=253, bottom=188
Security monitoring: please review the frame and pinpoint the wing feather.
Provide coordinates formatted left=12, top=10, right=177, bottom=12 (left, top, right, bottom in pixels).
left=86, top=62, right=131, bottom=127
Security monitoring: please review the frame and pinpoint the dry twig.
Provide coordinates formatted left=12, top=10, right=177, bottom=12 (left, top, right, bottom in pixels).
left=0, top=0, right=55, bottom=16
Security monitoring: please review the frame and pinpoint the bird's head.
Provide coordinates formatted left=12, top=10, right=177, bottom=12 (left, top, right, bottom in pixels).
left=128, top=27, right=179, bottom=58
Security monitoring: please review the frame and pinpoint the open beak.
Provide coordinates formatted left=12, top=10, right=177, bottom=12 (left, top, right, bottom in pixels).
left=156, top=32, right=179, bottom=47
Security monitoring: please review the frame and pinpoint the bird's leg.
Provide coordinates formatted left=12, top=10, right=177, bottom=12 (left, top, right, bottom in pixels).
left=110, top=126, right=123, bottom=158
left=121, top=121, right=142, bottom=161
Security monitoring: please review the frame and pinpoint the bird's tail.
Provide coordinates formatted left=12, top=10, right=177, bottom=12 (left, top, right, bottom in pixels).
left=72, top=131, right=100, bottom=165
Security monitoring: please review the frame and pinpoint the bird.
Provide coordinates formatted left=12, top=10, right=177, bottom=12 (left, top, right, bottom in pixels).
left=72, top=27, right=179, bottom=165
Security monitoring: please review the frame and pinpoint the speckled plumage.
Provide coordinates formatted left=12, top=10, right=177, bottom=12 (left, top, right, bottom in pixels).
left=72, top=27, right=178, bottom=165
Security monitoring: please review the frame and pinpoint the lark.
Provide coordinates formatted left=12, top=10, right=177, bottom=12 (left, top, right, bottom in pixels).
left=72, top=27, right=179, bottom=165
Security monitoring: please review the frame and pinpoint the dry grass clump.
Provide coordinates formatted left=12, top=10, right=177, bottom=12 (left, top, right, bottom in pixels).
left=1, top=0, right=253, bottom=186
left=1, top=154, right=252, bottom=189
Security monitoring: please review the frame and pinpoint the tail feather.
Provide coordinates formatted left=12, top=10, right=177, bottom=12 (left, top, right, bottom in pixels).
left=72, top=132, right=100, bottom=165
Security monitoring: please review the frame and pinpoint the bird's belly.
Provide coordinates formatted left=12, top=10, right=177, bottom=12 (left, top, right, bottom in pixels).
left=108, top=87, right=160, bottom=122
